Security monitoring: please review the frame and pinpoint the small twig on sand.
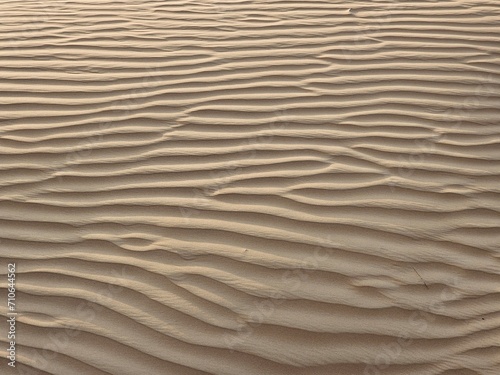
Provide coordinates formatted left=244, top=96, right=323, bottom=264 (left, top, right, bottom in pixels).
left=412, top=267, right=429, bottom=289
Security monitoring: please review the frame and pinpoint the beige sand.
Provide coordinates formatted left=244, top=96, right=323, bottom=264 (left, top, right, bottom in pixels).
left=0, top=0, right=499, bottom=374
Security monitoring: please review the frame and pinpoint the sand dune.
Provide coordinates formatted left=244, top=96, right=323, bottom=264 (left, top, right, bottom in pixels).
left=1, top=0, right=499, bottom=374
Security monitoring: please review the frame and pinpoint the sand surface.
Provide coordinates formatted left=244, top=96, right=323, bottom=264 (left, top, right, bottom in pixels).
left=1, top=0, right=499, bottom=374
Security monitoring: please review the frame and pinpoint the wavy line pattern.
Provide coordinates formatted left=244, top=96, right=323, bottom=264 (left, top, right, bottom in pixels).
left=1, top=0, right=499, bottom=374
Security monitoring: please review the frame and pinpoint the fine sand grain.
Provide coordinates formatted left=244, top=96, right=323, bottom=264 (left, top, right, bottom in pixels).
left=0, top=0, right=499, bottom=374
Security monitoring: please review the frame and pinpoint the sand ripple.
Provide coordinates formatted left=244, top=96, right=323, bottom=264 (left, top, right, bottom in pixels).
left=1, top=0, right=499, bottom=374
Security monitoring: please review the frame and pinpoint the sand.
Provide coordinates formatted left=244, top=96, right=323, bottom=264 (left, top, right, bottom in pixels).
left=0, top=0, right=499, bottom=374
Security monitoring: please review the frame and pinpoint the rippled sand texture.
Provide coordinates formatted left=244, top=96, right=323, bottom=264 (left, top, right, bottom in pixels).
left=1, top=0, right=500, bottom=374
